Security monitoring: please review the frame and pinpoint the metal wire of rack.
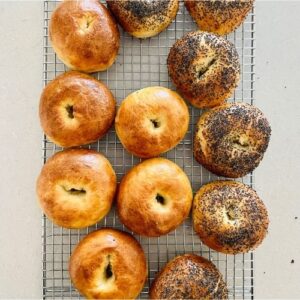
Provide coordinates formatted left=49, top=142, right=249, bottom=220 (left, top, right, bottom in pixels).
left=42, top=1, right=255, bottom=299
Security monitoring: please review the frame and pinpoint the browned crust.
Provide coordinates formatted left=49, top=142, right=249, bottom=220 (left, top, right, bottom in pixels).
left=117, top=158, right=193, bottom=237
left=167, top=31, right=240, bottom=108
left=193, top=102, right=271, bottom=178
left=50, top=0, right=120, bottom=73
left=39, top=71, right=116, bottom=148
left=150, top=254, right=228, bottom=299
left=107, top=0, right=179, bottom=38
left=185, top=0, right=254, bottom=35
left=69, top=228, right=147, bottom=299
left=115, top=86, right=189, bottom=158
left=193, top=181, right=269, bottom=254
left=36, top=149, right=117, bottom=229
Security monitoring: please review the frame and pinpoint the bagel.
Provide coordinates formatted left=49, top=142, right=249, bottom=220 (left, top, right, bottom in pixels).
left=69, top=228, right=147, bottom=299
left=50, top=0, right=120, bottom=73
left=117, top=158, right=193, bottom=237
left=150, top=254, right=228, bottom=299
left=168, top=31, right=240, bottom=108
left=107, top=0, right=179, bottom=38
left=115, top=86, right=189, bottom=158
left=185, top=0, right=254, bottom=35
left=39, top=71, right=116, bottom=148
left=36, top=149, right=117, bottom=229
left=194, top=102, right=271, bottom=178
left=193, top=181, right=269, bottom=254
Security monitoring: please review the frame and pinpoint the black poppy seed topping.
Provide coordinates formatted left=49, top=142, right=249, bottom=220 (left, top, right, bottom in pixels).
left=124, top=0, right=170, bottom=19
left=152, top=255, right=228, bottom=299
left=108, top=0, right=177, bottom=34
left=193, top=181, right=269, bottom=254
left=194, top=103, right=271, bottom=178
left=168, top=31, right=240, bottom=107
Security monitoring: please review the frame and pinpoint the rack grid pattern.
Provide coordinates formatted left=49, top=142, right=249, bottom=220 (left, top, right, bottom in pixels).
left=43, top=1, right=255, bottom=299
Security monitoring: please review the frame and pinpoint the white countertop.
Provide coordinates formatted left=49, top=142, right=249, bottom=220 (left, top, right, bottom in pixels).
left=0, top=1, right=299, bottom=298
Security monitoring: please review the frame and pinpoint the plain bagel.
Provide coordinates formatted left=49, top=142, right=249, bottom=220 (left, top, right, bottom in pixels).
left=193, top=180, right=269, bottom=254
left=168, top=31, right=240, bottom=108
left=50, top=0, right=120, bottom=73
left=117, top=158, right=193, bottom=237
left=115, top=86, right=189, bottom=158
left=39, top=71, right=116, bottom=148
left=69, top=228, right=147, bottom=299
left=36, top=149, right=117, bottom=229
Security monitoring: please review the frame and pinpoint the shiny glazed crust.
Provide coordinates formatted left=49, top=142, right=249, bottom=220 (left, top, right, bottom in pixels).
left=39, top=71, right=116, bottom=148
left=117, top=158, right=193, bottom=237
left=194, top=102, right=271, bottom=178
left=107, top=0, right=179, bottom=38
left=150, top=254, right=228, bottom=299
left=167, top=31, right=240, bottom=108
left=193, top=181, right=269, bottom=254
left=36, top=149, right=117, bottom=229
left=50, top=0, right=120, bottom=73
left=115, top=86, right=189, bottom=158
left=185, top=0, right=254, bottom=35
left=69, top=228, right=147, bottom=299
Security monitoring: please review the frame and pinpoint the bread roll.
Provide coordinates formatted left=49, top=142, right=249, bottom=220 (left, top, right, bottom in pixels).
left=193, top=181, right=269, bottom=254
left=50, top=0, right=120, bottom=73
left=39, top=71, right=116, bottom=147
left=150, top=254, right=228, bottom=299
left=194, top=102, right=271, bottom=178
left=69, top=228, right=147, bottom=299
left=36, top=149, right=116, bottom=229
left=115, top=86, right=189, bottom=158
left=117, top=158, right=193, bottom=237
left=107, top=0, right=179, bottom=38
left=185, top=0, right=254, bottom=35
left=168, top=31, right=240, bottom=108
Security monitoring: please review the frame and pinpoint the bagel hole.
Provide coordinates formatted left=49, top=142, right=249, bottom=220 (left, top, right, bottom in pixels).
left=232, top=136, right=250, bottom=148
left=65, top=105, right=74, bottom=119
left=226, top=205, right=238, bottom=221
left=63, top=186, right=86, bottom=195
left=156, top=194, right=165, bottom=205
left=105, top=262, right=113, bottom=279
left=198, top=57, right=217, bottom=78
left=150, top=119, right=160, bottom=129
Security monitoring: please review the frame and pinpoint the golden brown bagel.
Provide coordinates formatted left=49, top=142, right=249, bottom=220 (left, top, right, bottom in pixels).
left=115, top=86, right=189, bottom=158
left=194, top=102, right=271, bottom=178
left=50, top=0, right=120, bottom=73
left=117, top=158, right=193, bottom=237
left=150, top=254, right=228, bottom=299
left=69, top=228, right=147, bottom=299
left=185, top=0, right=254, bottom=35
left=39, top=71, right=116, bottom=148
left=193, top=181, right=269, bottom=254
left=107, top=0, right=179, bottom=38
left=36, top=149, right=116, bottom=229
left=168, top=31, right=240, bottom=108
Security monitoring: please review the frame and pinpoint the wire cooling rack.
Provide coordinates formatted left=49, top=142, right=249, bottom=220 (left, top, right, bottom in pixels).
left=42, top=1, right=255, bottom=299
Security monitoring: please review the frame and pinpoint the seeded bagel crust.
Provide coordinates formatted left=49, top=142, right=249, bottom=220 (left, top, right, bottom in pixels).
left=107, top=0, right=179, bottom=38
left=194, top=102, right=271, bottom=178
left=185, top=0, right=254, bottom=35
left=193, top=181, right=269, bottom=254
left=168, top=31, right=240, bottom=108
left=150, top=254, right=228, bottom=299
